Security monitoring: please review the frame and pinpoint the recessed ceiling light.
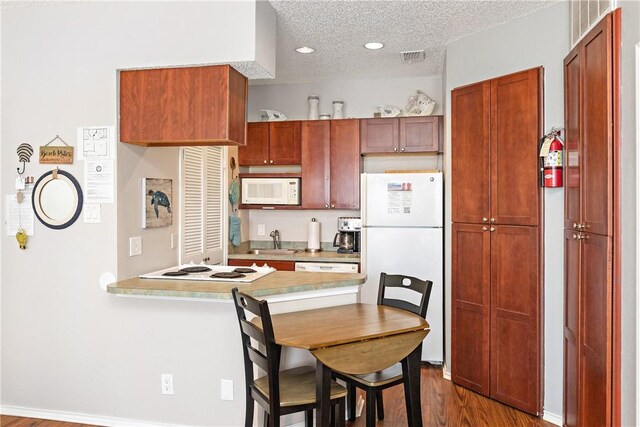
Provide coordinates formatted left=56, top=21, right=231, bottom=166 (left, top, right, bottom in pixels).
left=296, top=46, right=315, bottom=54
left=364, top=42, right=384, bottom=50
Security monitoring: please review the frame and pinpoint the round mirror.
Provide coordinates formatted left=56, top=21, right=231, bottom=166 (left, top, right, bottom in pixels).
left=32, top=169, right=83, bottom=229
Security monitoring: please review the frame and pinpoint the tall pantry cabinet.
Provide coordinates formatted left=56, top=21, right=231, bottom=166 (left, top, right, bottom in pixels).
left=451, top=68, right=543, bottom=415
left=563, top=11, right=620, bottom=427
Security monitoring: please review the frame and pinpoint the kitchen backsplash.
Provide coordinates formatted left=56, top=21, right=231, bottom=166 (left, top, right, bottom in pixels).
left=247, top=209, right=358, bottom=242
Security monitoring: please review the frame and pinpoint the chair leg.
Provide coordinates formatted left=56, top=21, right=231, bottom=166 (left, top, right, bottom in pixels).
left=245, top=396, right=254, bottom=427
left=263, top=411, right=269, bottom=427
left=365, top=390, right=376, bottom=427
left=376, top=390, right=384, bottom=420
left=305, top=409, right=313, bottom=427
left=347, top=383, right=356, bottom=421
left=337, top=396, right=346, bottom=427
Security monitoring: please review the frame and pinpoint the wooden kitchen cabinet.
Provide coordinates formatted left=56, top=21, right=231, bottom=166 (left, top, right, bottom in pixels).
left=451, top=67, right=542, bottom=416
left=451, top=223, right=541, bottom=415
left=120, top=65, right=247, bottom=146
left=228, top=258, right=295, bottom=271
left=563, top=11, right=619, bottom=427
left=238, top=121, right=301, bottom=166
left=301, top=119, right=360, bottom=210
left=452, top=68, right=541, bottom=226
left=360, top=116, right=442, bottom=154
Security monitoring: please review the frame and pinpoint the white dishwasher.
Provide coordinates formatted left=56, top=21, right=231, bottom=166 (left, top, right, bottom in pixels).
left=294, top=262, right=359, bottom=273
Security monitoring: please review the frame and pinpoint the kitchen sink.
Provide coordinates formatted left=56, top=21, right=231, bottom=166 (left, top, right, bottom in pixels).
left=247, top=249, right=299, bottom=255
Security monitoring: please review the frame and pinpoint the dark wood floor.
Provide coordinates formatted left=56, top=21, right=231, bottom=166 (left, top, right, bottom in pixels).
left=1, top=365, right=554, bottom=426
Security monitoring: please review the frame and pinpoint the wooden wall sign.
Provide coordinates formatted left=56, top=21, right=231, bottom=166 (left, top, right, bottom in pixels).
left=39, top=135, right=74, bottom=164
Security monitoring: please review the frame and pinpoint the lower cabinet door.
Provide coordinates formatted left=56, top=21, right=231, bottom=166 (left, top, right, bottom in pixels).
left=451, top=223, right=491, bottom=395
left=489, top=225, right=541, bottom=415
left=228, top=259, right=295, bottom=272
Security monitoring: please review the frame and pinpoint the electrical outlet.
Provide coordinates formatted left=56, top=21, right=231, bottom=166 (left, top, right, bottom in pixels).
left=221, top=379, right=233, bottom=400
left=258, top=224, right=265, bottom=236
left=129, top=236, right=142, bottom=256
left=161, top=374, right=174, bottom=395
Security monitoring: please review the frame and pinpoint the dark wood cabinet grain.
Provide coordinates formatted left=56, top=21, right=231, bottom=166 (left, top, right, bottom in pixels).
left=451, top=68, right=542, bottom=416
left=490, top=69, right=541, bottom=226
left=227, top=258, right=295, bottom=271
left=451, top=81, right=491, bottom=224
left=120, top=65, right=247, bottom=146
left=360, top=117, right=442, bottom=154
left=563, top=12, right=619, bottom=427
left=489, top=225, right=541, bottom=414
left=301, top=120, right=331, bottom=209
left=238, top=122, right=301, bottom=166
left=451, top=223, right=491, bottom=396
left=301, top=119, right=360, bottom=210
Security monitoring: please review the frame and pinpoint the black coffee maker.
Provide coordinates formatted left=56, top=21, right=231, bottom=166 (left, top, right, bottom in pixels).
left=333, top=217, right=361, bottom=254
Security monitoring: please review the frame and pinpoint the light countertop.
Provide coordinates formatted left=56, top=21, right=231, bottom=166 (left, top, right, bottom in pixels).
left=107, top=271, right=366, bottom=300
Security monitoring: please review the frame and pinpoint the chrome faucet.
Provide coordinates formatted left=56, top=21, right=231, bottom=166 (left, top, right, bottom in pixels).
left=269, top=230, right=281, bottom=249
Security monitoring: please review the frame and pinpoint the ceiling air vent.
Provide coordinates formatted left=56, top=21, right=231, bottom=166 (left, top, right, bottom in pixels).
left=571, top=0, right=613, bottom=47
left=401, top=50, right=426, bottom=64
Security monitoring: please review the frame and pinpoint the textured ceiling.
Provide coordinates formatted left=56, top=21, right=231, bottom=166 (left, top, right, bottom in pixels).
left=252, top=0, right=559, bottom=84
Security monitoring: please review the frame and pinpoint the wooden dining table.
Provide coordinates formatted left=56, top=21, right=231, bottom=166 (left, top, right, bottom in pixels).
left=255, top=303, right=430, bottom=427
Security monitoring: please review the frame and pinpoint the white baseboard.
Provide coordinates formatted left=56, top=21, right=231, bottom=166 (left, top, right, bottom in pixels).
left=543, top=410, right=562, bottom=426
left=442, top=364, right=451, bottom=380
left=0, top=406, right=177, bottom=427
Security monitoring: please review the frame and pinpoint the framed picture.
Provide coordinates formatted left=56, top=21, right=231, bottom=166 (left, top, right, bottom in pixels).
left=142, top=178, right=172, bottom=228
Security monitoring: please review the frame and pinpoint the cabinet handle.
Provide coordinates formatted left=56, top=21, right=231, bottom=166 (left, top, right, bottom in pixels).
left=573, top=222, right=585, bottom=231
left=331, top=204, right=335, bottom=208
left=269, top=160, right=274, bottom=164
left=325, top=204, right=329, bottom=209
left=482, top=226, right=488, bottom=231
left=263, top=160, right=268, bottom=164
left=401, top=148, right=405, bottom=152
left=490, top=218, right=495, bottom=223
left=490, top=227, right=495, bottom=232
left=394, top=147, right=398, bottom=152
left=573, top=234, right=578, bottom=240
left=482, top=217, right=488, bottom=222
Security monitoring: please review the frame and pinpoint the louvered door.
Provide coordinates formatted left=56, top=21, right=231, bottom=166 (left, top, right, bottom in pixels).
left=181, top=146, right=224, bottom=265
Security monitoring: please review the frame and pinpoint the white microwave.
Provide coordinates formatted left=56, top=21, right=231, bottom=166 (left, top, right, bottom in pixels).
left=241, top=177, right=301, bottom=205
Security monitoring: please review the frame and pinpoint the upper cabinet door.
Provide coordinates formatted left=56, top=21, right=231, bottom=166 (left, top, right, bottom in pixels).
left=564, top=48, right=582, bottom=231
left=238, top=122, right=269, bottom=166
left=399, top=116, right=441, bottom=153
left=360, top=118, right=399, bottom=153
left=301, top=121, right=331, bottom=209
left=451, top=81, right=491, bottom=224
left=120, top=65, right=247, bottom=146
left=490, top=68, right=542, bottom=226
left=581, top=16, right=613, bottom=237
left=330, top=119, right=361, bottom=209
left=269, top=121, right=302, bottom=165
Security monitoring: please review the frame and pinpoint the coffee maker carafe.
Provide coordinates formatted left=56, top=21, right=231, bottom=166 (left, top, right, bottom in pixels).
left=334, top=217, right=361, bottom=254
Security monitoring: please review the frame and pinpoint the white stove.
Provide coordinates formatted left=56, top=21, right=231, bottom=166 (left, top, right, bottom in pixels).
left=140, top=264, right=275, bottom=283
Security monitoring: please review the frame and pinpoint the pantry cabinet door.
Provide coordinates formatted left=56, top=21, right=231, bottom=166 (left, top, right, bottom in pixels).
left=451, top=223, right=490, bottom=396
left=490, top=68, right=542, bottom=226
left=451, top=82, right=491, bottom=224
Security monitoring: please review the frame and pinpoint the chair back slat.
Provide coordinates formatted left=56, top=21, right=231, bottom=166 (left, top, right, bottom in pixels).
left=377, top=272, right=434, bottom=318
left=240, top=318, right=267, bottom=345
left=247, top=345, right=269, bottom=371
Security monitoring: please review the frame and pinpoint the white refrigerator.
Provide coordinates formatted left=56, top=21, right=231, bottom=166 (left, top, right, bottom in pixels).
left=361, top=172, right=443, bottom=363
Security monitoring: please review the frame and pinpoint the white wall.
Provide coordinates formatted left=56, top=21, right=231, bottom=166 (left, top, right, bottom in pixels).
left=1, top=2, right=275, bottom=425
left=618, top=2, right=639, bottom=425
left=444, top=2, right=569, bottom=418
left=248, top=75, right=443, bottom=121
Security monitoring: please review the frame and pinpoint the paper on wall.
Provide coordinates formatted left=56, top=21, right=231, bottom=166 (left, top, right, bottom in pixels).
left=77, top=126, right=115, bottom=160
left=84, top=159, right=114, bottom=203
left=5, top=192, right=34, bottom=236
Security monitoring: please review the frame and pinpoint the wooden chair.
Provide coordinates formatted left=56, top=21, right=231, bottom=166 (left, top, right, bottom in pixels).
left=333, top=273, right=433, bottom=427
left=231, top=288, right=347, bottom=427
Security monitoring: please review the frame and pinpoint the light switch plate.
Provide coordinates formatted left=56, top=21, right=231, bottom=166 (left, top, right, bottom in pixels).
left=83, top=203, right=101, bottom=223
left=258, top=224, right=265, bottom=236
left=221, top=379, right=233, bottom=400
left=129, top=236, right=142, bottom=256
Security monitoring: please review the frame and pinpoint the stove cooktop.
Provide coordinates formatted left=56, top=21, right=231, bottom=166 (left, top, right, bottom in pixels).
left=139, top=264, right=275, bottom=283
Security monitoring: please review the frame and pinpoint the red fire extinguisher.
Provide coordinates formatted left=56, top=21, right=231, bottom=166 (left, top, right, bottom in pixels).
left=540, top=130, right=564, bottom=188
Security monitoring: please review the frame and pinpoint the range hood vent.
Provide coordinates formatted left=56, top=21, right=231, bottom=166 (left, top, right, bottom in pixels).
left=401, top=50, right=426, bottom=64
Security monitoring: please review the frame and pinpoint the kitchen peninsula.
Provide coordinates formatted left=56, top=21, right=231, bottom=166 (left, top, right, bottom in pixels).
left=107, top=271, right=366, bottom=301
